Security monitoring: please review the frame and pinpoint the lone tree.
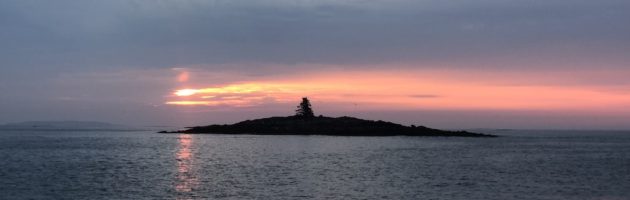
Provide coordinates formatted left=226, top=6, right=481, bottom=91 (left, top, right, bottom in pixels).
left=295, top=97, right=315, bottom=118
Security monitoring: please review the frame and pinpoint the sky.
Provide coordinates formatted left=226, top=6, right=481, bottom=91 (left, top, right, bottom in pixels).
left=1, top=0, right=630, bottom=129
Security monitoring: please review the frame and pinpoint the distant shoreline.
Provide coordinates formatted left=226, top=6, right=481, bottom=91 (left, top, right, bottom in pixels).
left=0, top=121, right=144, bottom=132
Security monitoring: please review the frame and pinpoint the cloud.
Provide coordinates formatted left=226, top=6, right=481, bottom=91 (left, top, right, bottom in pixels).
left=1, top=0, right=628, bottom=71
left=164, top=69, right=630, bottom=113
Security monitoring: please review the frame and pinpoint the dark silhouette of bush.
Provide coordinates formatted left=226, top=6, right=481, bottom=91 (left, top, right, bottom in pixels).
left=295, top=97, right=315, bottom=118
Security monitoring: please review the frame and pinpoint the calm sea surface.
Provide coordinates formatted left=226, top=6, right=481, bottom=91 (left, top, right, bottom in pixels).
left=1, top=130, right=629, bottom=200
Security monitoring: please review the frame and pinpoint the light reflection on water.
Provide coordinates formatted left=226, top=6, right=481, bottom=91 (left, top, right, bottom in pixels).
left=175, top=134, right=198, bottom=196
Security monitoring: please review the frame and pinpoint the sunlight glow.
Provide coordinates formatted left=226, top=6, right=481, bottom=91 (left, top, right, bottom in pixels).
left=166, top=101, right=214, bottom=105
left=177, top=71, right=190, bottom=83
left=165, top=70, right=630, bottom=111
left=175, top=89, right=199, bottom=96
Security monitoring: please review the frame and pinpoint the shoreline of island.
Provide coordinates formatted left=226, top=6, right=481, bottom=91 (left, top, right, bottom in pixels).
left=159, top=98, right=497, bottom=137
left=158, top=115, right=496, bottom=137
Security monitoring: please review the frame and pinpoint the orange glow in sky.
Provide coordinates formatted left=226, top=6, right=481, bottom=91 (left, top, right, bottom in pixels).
left=165, top=70, right=630, bottom=112
left=174, top=89, right=199, bottom=96
left=177, top=71, right=190, bottom=83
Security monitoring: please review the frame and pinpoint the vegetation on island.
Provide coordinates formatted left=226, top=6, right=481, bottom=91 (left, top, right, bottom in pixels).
left=160, top=97, right=496, bottom=137
left=295, top=97, right=315, bottom=118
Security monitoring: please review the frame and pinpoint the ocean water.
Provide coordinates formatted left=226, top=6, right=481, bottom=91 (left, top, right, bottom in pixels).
left=0, top=130, right=629, bottom=200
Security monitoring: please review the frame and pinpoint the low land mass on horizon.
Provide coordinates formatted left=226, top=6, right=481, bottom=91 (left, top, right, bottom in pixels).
left=161, top=98, right=495, bottom=137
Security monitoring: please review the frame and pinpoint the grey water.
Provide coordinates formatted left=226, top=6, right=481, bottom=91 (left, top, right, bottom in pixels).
left=1, top=130, right=629, bottom=200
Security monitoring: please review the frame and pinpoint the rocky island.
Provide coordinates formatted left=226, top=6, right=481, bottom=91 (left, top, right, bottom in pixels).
left=161, top=98, right=496, bottom=137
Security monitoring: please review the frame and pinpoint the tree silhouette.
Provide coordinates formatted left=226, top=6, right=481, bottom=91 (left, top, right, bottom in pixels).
left=295, top=97, right=315, bottom=118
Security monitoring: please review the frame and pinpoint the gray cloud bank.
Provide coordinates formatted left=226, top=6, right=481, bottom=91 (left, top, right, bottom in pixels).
left=2, top=0, right=629, bottom=71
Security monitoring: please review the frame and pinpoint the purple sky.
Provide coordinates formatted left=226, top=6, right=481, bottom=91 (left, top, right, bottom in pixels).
left=1, top=0, right=629, bottom=129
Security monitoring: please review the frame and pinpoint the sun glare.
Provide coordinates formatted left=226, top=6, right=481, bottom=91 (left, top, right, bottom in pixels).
left=175, top=89, right=198, bottom=96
